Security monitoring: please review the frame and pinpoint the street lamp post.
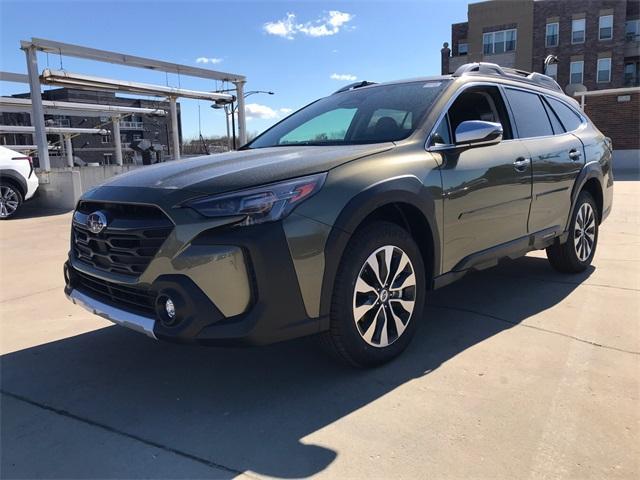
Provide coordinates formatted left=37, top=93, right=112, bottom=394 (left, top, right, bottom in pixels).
left=213, top=90, right=274, bottom=150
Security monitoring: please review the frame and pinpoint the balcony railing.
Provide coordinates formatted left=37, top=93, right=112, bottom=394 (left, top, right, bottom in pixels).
left=119, top=121, right=144, bottom=130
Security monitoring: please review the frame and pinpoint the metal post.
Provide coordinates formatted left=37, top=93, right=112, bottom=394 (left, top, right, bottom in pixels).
left=64, top=135, right=73, bottom=167
left=580, top=94, right=586, bottom=110
left=224, top=106, right=231, bottom=150
left=234, top=80, right=247, bottom=146
left=230, top=101, right=237, bottom=150
left=169, top=97, right=181, bottom=160
left=24, top=46, right=50, bottom=170
left=112, top=116, right=123, bottom=165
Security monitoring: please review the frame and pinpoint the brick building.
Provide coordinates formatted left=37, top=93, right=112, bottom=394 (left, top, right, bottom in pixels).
left=442, top=0, right=640, bottom=151
left=0, top=88, right=181, bottom=166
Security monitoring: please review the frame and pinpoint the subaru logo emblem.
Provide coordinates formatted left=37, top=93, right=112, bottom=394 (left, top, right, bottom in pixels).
left=87, top=211, right=108, bottom=234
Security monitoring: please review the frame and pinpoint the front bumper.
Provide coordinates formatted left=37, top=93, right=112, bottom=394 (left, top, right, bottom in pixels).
left=64, top=220, right=326, bottom=346
left=66, top=287, right=157, bottom=339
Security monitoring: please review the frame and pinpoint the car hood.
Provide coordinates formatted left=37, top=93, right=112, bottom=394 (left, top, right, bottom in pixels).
left=100, top=144, right=393, bottom=194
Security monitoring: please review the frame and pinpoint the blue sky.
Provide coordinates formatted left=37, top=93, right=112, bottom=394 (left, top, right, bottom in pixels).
left=0, top=0, right=469, bottom=139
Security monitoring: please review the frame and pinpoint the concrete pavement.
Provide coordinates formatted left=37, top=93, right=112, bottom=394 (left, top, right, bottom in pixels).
left=1, top=181, right=638, bottom=479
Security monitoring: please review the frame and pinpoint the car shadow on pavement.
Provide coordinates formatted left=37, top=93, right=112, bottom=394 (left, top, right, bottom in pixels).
left=1, top=255, right=593, bottom=479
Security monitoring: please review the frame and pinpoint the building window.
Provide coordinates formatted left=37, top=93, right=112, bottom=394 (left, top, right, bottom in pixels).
left=101, top=134, right=111, bottom=144
left=624, top=62, right=639, bottom=86
left=597, top=58, right=612, bottom=83
left=545, top=63, right=558, bottom=80
left=505, top=29, right=517, bottom=51
left=546, top=22, right=559, bottom=47
left=458, top=43, right=468, bottom=55
left=599, top=15, right=613, bottom=40
left=483, top=28, right=517, bottom=55
left=572, top=18, right=586, bottom=44
left=570, top=61, right=584, bottom=85
left=133, top=133, right=143, bottom=141
left=103, top=153, right=113, bottom=164
left=626, top=19, right=640, bottom=41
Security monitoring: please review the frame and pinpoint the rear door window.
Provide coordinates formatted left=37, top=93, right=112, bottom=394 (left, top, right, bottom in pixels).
left=504, top=88, right=554, bottom=138
left=546, top=97, right=584, bottom=132
left=541, top=98, right=565, bottom=134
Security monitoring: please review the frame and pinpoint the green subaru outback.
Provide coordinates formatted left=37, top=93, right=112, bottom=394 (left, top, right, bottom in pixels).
left=64, top=62, right=613, bottom=367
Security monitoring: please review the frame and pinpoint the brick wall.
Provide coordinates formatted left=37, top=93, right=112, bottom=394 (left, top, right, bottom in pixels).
left=584, top=92, right=640, bottom=149
left=532, top=0, right=629, bottom=91
left=451, top=22, right=469, bottom=57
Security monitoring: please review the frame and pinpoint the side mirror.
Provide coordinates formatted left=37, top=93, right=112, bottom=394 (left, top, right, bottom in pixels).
left=455, top=120, right=503, bottom=147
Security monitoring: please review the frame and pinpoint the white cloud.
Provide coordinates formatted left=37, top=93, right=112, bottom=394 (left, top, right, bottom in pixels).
left=330, top=73, right=357, bottom=81
left=263, top=10, right=353, bottom=39
left=244, top=104, right=295, bottom=121
left=245, top=103, right=279, bottom=120
left=263, top=12, right=297, bottom=39
left=195, top=57, right=223, bottom=64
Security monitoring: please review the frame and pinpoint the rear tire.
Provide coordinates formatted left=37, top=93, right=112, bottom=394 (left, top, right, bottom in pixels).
left=0, top=182, right=23, bottom=219
left=546, top=191, right=598, bottom=273
left=320, top=221, right=426, bottom=367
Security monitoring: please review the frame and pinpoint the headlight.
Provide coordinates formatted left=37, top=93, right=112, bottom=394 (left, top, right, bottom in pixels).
left=186, top=172, right=327, bottom=226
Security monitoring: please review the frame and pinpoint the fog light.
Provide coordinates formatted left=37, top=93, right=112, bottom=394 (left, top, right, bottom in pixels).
left=165, top=298, right=176, bottom=320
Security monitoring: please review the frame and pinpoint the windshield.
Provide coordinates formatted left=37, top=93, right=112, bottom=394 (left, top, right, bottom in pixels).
left=246, top=80, right=450, bottom=148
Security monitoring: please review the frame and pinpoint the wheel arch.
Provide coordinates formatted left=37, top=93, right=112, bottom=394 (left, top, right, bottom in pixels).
left=0, top=169, right=27, bottom=198
left=568, top=162, right=605, bottom=228
left=319, top=176, right=441, bottom=318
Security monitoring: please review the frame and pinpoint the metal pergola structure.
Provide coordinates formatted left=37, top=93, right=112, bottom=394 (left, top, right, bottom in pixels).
left=18, top=37, right=247, bottom=170
left=0, top=95, right=166, bottom=166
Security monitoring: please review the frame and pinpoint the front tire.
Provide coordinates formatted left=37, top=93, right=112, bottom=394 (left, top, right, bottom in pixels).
left=0, top=182, right=23, bottom=219
left=321, top=221, right=426, bottom=367
left=546, top=191, right=598, bottom=273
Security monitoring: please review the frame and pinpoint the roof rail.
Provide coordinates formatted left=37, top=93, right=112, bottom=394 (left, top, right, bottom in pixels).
left=332, top=81, right=376, bottom=94
left=452, top=62, right=562, bottom=93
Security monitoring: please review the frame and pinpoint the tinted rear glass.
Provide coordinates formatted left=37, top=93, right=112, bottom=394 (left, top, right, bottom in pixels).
left=546, top=97, right=584, bottom=132
left=504, top=88, right=554, bottom=138
left=246, top=81, right=450, bottom=148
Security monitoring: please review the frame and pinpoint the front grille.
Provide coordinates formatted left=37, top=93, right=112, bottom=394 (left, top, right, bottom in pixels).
left=74, top=270, right=156, bottom=316
left=72, top=201, right=173, bottom=277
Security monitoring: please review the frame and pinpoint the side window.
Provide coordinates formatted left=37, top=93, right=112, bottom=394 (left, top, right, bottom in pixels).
left=546, top=97, right=584, bottom=132
left=541, top=98, right=565, bottom=134
left=431, top=114, right=452, bottom=146
left=504, top=88, right=554, bottom=138
left=447, top=86, right=513, bottom=142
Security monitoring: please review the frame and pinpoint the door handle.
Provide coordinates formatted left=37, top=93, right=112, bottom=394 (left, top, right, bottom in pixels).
left=513, top=157, right=531, bottom=172
left=569, top=149, right=582, bottom=161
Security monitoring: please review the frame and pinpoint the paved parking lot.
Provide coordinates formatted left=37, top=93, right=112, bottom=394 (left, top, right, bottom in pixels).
left=1, top=180, right=638, bottom=479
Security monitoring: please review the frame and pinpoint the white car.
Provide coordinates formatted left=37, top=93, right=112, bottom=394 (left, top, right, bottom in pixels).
left=0, top=146, right=39, bottom=219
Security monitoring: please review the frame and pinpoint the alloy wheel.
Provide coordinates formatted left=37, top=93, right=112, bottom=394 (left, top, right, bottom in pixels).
left=574, top=202, right=596, bottom=262
left=0, top=186, right=20, bottom=218
left=352, top=245, right=417, bottom=348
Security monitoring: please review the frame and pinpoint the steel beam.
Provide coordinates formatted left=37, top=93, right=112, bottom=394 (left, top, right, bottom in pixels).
left=0, top=97, right=166, bottom=117
left=23, top=46, right=51, bottom=170
left=0, top=125, right=109, bottom=135
left=112, top=117, right=123, bottom=166
left=0, top=71, right=29, bottom=83
left=22, top=38, right=245, bottom=82
left=41, top=69, right=234, bottom=102
left=234, top=80, right=247, bottom=146
left=64, top=135, right=74, bottom=167
left=169, top=97, right=181, bottom=160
